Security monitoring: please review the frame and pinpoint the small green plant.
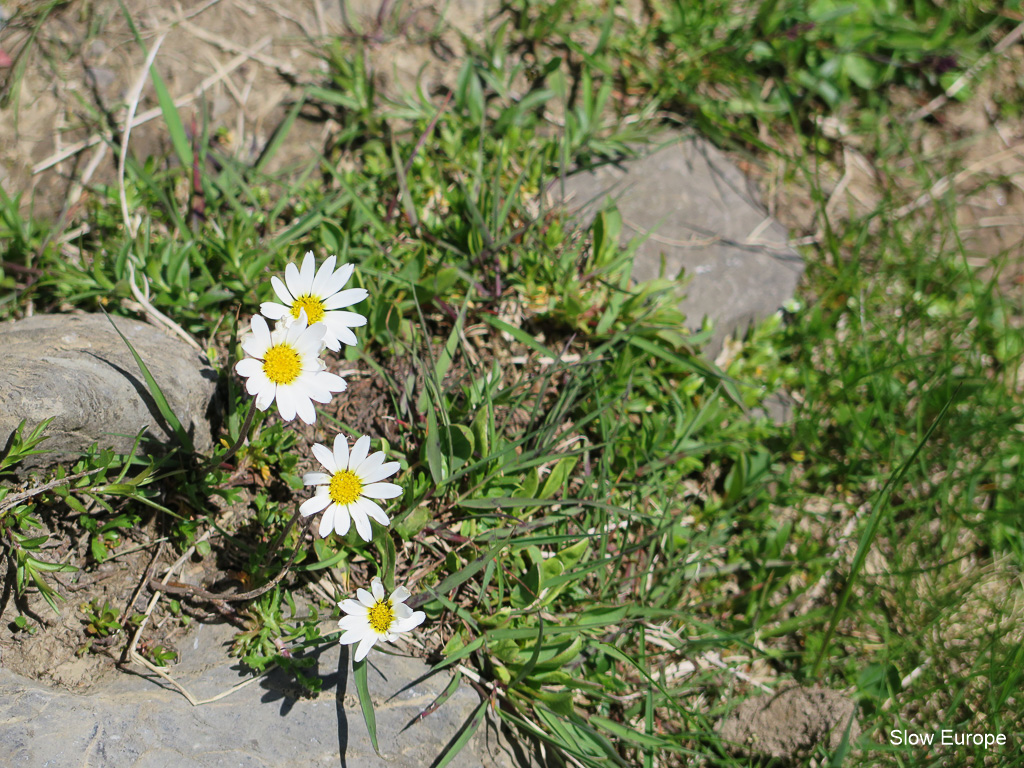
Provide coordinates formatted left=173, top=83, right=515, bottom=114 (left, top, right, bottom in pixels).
left=11, top=615, right=38, bottom=635
left=81, top=598, right=122, bottom=638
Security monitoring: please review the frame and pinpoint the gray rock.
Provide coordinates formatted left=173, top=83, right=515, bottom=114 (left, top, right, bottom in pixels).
left=0, top=621, right=527, bottom=767
left=555, top=132, right=804, bottom=358
left=0, top=313, right=218, bottom=469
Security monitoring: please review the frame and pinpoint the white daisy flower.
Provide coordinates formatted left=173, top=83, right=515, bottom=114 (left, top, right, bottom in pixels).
left=300, top=434, right=402, bottom=541
left=234, top=313, right=347, bottom=425
left=260, top=251, right=369, bottom=351
left=338, top=577, right=425, bottom=662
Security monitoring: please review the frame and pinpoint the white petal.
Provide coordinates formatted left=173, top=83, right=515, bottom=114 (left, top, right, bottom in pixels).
left=294, top=395, right=317, bottom=425
left=285, top=313, right=309, bottom=346
left=302, top=472, right=330, bottom=486
left=339, top=599, right=368, bottom=616
left=333, top=433, right=350, bottom=470
left=335, top=326, right=360, bottom=348
left=249, top=314, right=272, bottom=348
left=240, top=335, right=266, bottom=360
left=393, top=603, right=413, bottom=620
left=318, top=507, right=335, bottom=538
left=271, top=275, right=294, bottom=305
left=323, top=288, right=369, bottom=311
left=393, top=612, right=425, bottom=633
left=298, top=251, right=316, bottom=294
left=354, top=633, right=377, bottom=662
left=325, top=310, right=368, bottom=329
left=260, top=302, right=289, bottom=320
left=354, top=496, right=389, bottom=526
left=284, top=260, right=303, bottom=297
left=349, top=436, right=372, bottom=470
left=254, top=384, right=276, bottom=411
left=234, top=358, right=264, bottom=378
left=298, top=378, right=335, bottom=404
left=321, top=262, right=355, bottom=295
left=333, top=505, right=351, bottom=536
left=297, top=322, right=329, bottom=354
left=245, top=373, right=271, bottom=398
left=338, top=614, right=367, bottom=631
left=354, top=451, right=385, bottom=478
left=359, top=460, right=400, bottom=485
left=275, top=388, right=298, bottom=422
left=311, top=255, right=338, bottom=295
left=300, top=494, right=331, bottom=517
left=339, top=626, right=368, bottom=645
left=313, top=371, right=347, bottom=394
left=323, top=334, right=341, bottom=353
left=269, top=318, right=293, bottom=346
left=356, top=588, right=375, bottom=608
left=311, top=443, right=337, bottom=473
left=350, top=502, right=373, bottom=542
left=370, top=577, right=385, bottom=601
left=361, top=482, right=402, bottom=500
left=391, top=586, right=411, bottom=604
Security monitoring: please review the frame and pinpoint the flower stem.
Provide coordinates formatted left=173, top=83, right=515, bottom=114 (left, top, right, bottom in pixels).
left=199, top=397, right=258, bottom=475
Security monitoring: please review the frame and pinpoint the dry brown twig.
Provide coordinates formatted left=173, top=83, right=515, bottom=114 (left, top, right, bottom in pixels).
left=126, top=531, right=277, bottom=706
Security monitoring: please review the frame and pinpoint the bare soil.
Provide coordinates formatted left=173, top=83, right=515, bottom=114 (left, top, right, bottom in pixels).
left=718, top=685, right=862, bottom=761
left=0, top=0, right=492, bottom=223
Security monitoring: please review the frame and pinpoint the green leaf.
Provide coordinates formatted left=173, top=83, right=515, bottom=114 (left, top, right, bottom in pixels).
left=149, top=66, right=193, bottom=172
left=843, top=54, right=877, bottom=89
left=434, top=698, right=488, bottom=768
left=425, top=408, right=445, bottom=485
left=100, top=308, right=194, bottom=454
left=375, top=533, right=396, bottom=592
left=591, top=715, right=672, bottom=749
left=538, top=456, right=578, bottom=499
left=353, top=656, right=380, bottom=755
left=256, top=97, right=305, bottom=172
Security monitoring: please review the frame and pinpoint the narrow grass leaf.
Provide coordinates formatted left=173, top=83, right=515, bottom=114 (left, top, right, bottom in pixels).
left=434, top=698, right=488, bottom=768
left=100, top=308, right=194, bottom=454
left=812, top=383, right=959, bottom=676
left=255, top=97, right=305, bottom=172
left=353, top=656, right=380, bottom=755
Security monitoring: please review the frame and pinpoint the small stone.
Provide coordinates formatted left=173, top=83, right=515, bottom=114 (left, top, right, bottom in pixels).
left=0, top=313, right=218, bottom=471
left=555, top=132, right=805, bottom=359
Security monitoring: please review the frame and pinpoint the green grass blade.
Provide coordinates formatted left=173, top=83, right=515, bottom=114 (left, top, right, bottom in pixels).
left=434, top=698, right=488, bottom=768
left=812, top=383, right=960, bottom=677
left=100, top=308, right=194, bottom=454
left=149, top=66, right=193, bottom=171
left=353, top=656, right=380, bottom=755
left=255, top=97, right=305, bottom=173
left=116, top=0, right=192, bottom=170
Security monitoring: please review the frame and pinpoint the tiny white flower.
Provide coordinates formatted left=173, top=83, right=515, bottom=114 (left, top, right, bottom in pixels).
left=338, top=577, right=425, bottom=662
left=260, top=251, right=368, bottom=351
left=300, top=434, right=402, bottom=541
left=234, top=312, right=346, bottom=425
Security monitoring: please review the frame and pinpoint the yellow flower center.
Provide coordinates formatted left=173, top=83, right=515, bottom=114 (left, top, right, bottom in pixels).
left=262, top=344, right=302, bottom=385
left=290, top=295, right=326, bottom=324
left=367, top=599, right=394, bottom=634
left=329, top=470, right=363, bottom=505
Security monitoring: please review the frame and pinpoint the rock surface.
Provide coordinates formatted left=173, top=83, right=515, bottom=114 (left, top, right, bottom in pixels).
left=556, top=133, right=805, bottom=357
left=0, top=620, right=525, bottom=768
left=717, top=685, right=862, bottom=760
left=0, top=313, right=218, bottom=469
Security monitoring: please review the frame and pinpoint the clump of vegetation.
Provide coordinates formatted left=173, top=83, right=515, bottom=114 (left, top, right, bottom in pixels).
left=2, top=1, right=1024, bottom=765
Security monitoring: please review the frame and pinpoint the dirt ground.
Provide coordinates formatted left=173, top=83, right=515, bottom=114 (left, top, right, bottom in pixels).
left=752, top=41, right=1024, bottom=297
left=0, top=0, right=493, bottom=225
